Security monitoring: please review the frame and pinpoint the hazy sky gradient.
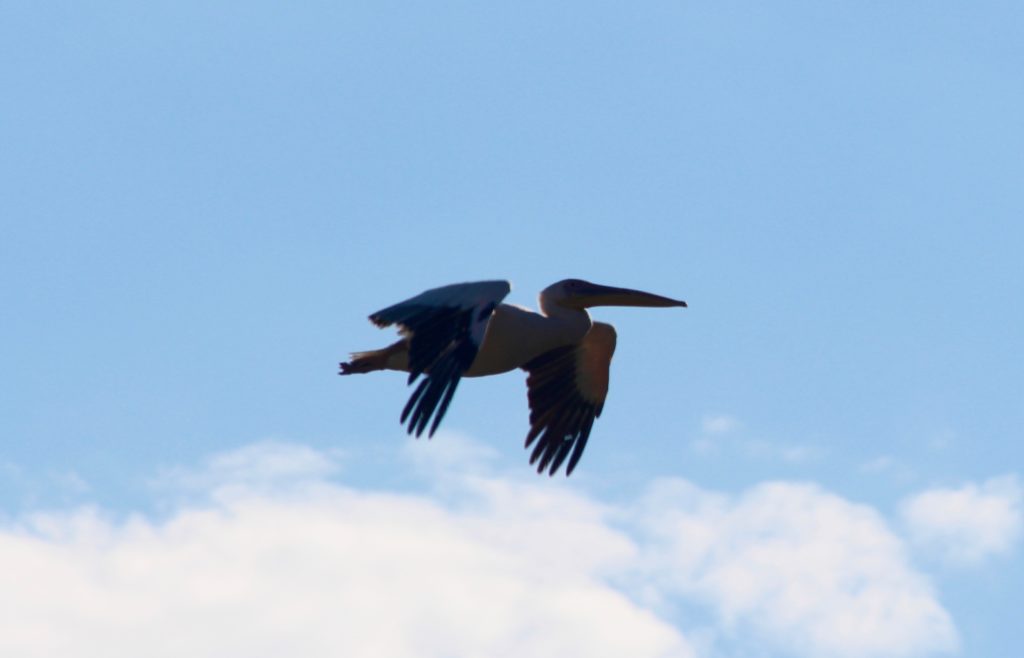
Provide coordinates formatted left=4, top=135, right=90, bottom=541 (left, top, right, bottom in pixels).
left=2, top=3, right=1022, bottom=656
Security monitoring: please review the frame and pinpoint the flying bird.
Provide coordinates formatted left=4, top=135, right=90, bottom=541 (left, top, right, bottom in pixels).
left=338, top=279, right=686, bottom=476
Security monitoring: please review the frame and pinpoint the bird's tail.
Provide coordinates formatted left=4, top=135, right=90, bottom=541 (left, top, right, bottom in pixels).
left=339, top=349, right=389, bottom=375
left=339, top=338, right=409, bottom=375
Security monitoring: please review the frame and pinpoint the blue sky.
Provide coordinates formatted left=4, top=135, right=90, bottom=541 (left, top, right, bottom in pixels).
left=2, top=3, right=1022, bottom=657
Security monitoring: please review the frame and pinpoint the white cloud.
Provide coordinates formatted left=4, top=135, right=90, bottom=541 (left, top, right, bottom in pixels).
left=692, top=415, right=818, bottom=464
left=860, top=456, right=895, bottom=473
left=151, top=440, right=340, bottom=494
left=631, top=480, right=957, bottom=658
left=689, top=436, right=717, bottom=456
left=401, top=429, right=502, bottom=478
left=701, top=415, right=740, bottom=435
left=0, top=438, right=961, bottom=658
left=900, top=475, right=1023, bottom=565
left=738, top=439, right=820, bottom=464
left=0, top=441, right=690, bottom=658
left=690, top=436, right=818, bottom=465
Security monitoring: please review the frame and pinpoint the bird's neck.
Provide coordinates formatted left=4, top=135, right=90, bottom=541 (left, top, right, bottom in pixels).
left=540, top=303, right=592, bottom=339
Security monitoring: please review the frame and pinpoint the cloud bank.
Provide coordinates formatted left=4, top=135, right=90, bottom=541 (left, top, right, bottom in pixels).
left=900, top=475, right=1023, bottom=565
left=634, top=480, right=955, bottom=657
left=0, top=438, right=967, bottom=658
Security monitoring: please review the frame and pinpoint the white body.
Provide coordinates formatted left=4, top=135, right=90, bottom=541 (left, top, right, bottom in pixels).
left=467, top=303, right=591, bottom=376
left=383, top=302, right=592, bottom=376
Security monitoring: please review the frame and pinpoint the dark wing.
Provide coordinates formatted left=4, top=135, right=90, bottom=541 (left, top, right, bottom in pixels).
left=521, top=322, right=617, bottom=476
left=369, top=280, right=511, bottom=437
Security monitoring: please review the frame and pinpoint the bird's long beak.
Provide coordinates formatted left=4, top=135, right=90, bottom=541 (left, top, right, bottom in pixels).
left=577, top=282, right=687, bottom=308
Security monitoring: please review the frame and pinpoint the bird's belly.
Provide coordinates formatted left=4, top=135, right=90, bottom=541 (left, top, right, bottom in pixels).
left=464, top=305, right=586, bottom=377
left=463, top=343, right=525, bottom=377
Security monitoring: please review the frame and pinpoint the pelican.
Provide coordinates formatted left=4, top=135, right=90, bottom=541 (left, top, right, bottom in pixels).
left=338, top=279, right=686, bottom=475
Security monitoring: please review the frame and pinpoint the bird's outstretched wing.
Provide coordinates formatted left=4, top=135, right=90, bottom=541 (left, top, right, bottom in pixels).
left=369, top=280, right=511, bottom=437
left=521, top=322, right=617, bottom=476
